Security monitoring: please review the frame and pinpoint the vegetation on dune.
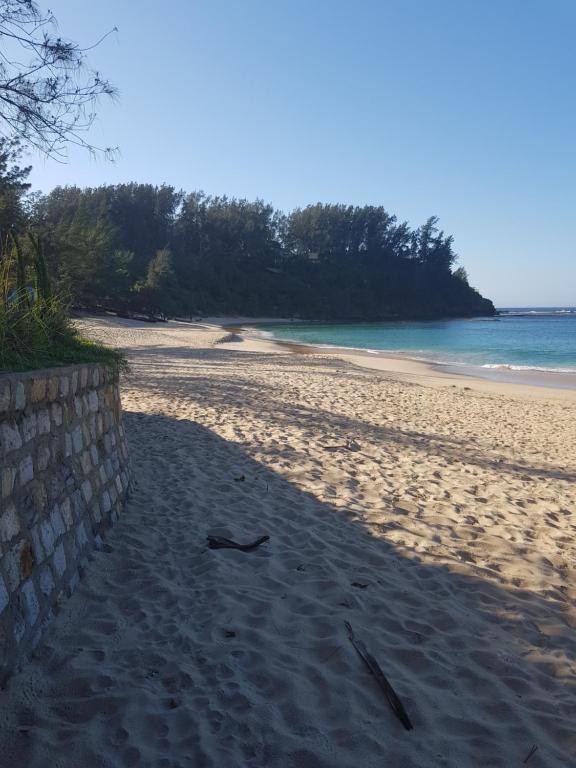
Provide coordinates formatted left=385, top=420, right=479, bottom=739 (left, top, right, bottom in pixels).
left=0, top=139, right=126, bottom=373
left=0, top=227, right=126, bottom=374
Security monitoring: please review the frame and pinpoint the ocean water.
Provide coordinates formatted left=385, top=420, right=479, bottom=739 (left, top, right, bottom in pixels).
left=258, top=309, right=576, bottom=373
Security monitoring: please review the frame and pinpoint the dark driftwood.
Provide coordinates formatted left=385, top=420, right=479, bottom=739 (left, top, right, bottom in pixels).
left=345, top=621, right=413, bottom=731
left=207, top=535, right=269, bottom=552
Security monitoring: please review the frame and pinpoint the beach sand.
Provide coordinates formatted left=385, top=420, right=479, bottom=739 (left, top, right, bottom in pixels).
left=1, top=316, right=575, bottom=767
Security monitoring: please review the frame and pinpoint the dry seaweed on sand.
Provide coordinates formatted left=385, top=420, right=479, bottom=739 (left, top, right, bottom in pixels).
left=345, top=621, right=413, bottom=731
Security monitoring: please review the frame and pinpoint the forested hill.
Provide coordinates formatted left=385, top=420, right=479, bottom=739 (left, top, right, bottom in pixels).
left=33, top=183, right=495, bottom=321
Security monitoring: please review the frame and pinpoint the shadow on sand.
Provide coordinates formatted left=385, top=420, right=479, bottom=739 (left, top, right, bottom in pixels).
left=1, top=354, right=574, bottom=766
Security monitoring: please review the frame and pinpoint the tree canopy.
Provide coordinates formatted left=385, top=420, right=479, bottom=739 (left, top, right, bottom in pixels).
left=30, top=182, right=495, bottom=321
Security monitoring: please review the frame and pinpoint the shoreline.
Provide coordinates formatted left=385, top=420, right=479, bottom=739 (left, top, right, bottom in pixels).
left=212, top=319, right=576, bottom=399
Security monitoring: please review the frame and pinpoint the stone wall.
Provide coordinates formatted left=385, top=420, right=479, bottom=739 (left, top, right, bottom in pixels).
left=0, top=364, right=131, bottom=682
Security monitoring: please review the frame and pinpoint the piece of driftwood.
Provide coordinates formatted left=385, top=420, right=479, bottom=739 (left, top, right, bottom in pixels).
left=207, top=535, right=269, bottom=552
left=523, top=745, right=538, bottom=764
left=345, top=621, right=413, bottom=731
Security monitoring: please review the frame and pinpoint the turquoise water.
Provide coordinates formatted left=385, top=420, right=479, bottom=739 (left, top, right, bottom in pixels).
left=259, top=309, right=576, bottom=372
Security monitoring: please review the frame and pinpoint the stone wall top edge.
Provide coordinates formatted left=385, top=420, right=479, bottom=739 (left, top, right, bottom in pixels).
left=0, top=362, right=114, bottom=384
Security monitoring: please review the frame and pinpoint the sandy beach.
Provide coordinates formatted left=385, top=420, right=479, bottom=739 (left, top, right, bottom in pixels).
left=1, top=315, right=575, bottom=767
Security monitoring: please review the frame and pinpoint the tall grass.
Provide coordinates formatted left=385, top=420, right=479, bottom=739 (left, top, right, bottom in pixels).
left=0, top=234, right=126, bottom=374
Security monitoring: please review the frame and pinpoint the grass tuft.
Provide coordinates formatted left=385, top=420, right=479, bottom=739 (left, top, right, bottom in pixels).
left=0, top=234, right=127, bottom=375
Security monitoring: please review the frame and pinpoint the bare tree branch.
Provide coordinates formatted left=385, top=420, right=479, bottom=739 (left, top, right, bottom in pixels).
left=0, top=0, right=117, bottom=159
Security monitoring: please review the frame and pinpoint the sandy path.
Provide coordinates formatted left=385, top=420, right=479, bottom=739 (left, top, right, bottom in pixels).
left=0, top=317, right=574, bottom=767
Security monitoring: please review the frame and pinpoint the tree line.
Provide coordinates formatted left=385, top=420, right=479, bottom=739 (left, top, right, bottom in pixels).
left=1, top=140, right=495, bottom=321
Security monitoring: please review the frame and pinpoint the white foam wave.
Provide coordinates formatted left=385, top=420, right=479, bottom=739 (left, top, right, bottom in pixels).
left=481, top=363, right=576, bottom=373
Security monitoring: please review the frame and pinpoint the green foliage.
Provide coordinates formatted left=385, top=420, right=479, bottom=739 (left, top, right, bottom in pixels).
left=0, top=234, right=126, bottom=374
left=31, top=184, right=495, bottom=321
left=0, top=138, right=31, bottom=236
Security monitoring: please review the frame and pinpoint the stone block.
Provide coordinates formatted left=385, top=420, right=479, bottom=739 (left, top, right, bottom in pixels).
left=19, top=455, right=34, bottom=486
left=0, top=505, right=20, bottom=543
left=59, top=375, right=70, bottom=398
left=74, top=396, right=83, bottom=418
left=80, top=367, right=88, bottom=389
left=51, top=402, right=63, bottom=427
left=13, top=381, right=25, bottom=411
left=2, top=467, right=15, bottom=499
left=99, top=465, right=107, bottom=485
left=3, top=541, right=24, bottom=591
left=53, top=543, right=66, bottom=577
left=91, top=500, right=102, bottom=524
left=20, top=580, right=40, bottom=626
left=88, top=390, right=99, bottom=413
left=72, top=426, right=83, bottom=454
left=30, top=378, right=46, bottom=403
left=71, top=489, right=85, bottom=520
left=22, top=413, right=37, bottom=442
left=37, top=409, right=51, bottom=435
left=13, top=607, right=26, bottom=642
left=30, top=526, right=45, bottom=563
left=64, top=432, right=73, bottom=458
left=92, top=367, right=100, bottom=387
left=81, top=479, right=93, bottom=504
left=76, top=521, right=89, bottom=549
left=101, top=489, right=112, bottom=515
left=0, top=381, right=10, bottom=413
left=60, top=498, right=73, bottom=529
left=67, top=569, right=80, bottom=593
left=47, top=377, right=59, bottom=401
left=38, top=565, right=55, bottom=597
left=71, top=370, right=79, bottom=394
left=0, top=575, right=8, bottom=615
left=62, top=402, right=72, bottom=427
left=50, top=506, right=66, bottom=539
left=32, top=482, right=47, bottom=514
left=37, top=445, right=51, bottom=472
left=1, top=422, right=22, bottom=453
left=63, top=464, right=74, bottom=489
left=39, top=519, right=56, bottom=557
left=90, top=444, right=99, bottom=466
left=80, top=450, right=92, bottom=475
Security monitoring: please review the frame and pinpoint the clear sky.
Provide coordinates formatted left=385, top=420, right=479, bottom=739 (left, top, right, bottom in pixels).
left=27, top=0, right=576, bottom=307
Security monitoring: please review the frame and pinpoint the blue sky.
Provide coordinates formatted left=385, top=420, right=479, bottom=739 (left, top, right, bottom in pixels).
left=27, top=0, right=576, bottom=307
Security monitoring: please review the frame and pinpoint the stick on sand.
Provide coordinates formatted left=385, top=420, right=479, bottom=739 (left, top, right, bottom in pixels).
left=207, top=535, right=270, bottom=552
left=345, top=621, right=414, bottom=731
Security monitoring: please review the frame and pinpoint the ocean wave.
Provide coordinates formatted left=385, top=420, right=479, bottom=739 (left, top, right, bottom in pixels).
left=481, top=363, right=576, bottom=373
left=499, top=309, right=576, bottom=316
